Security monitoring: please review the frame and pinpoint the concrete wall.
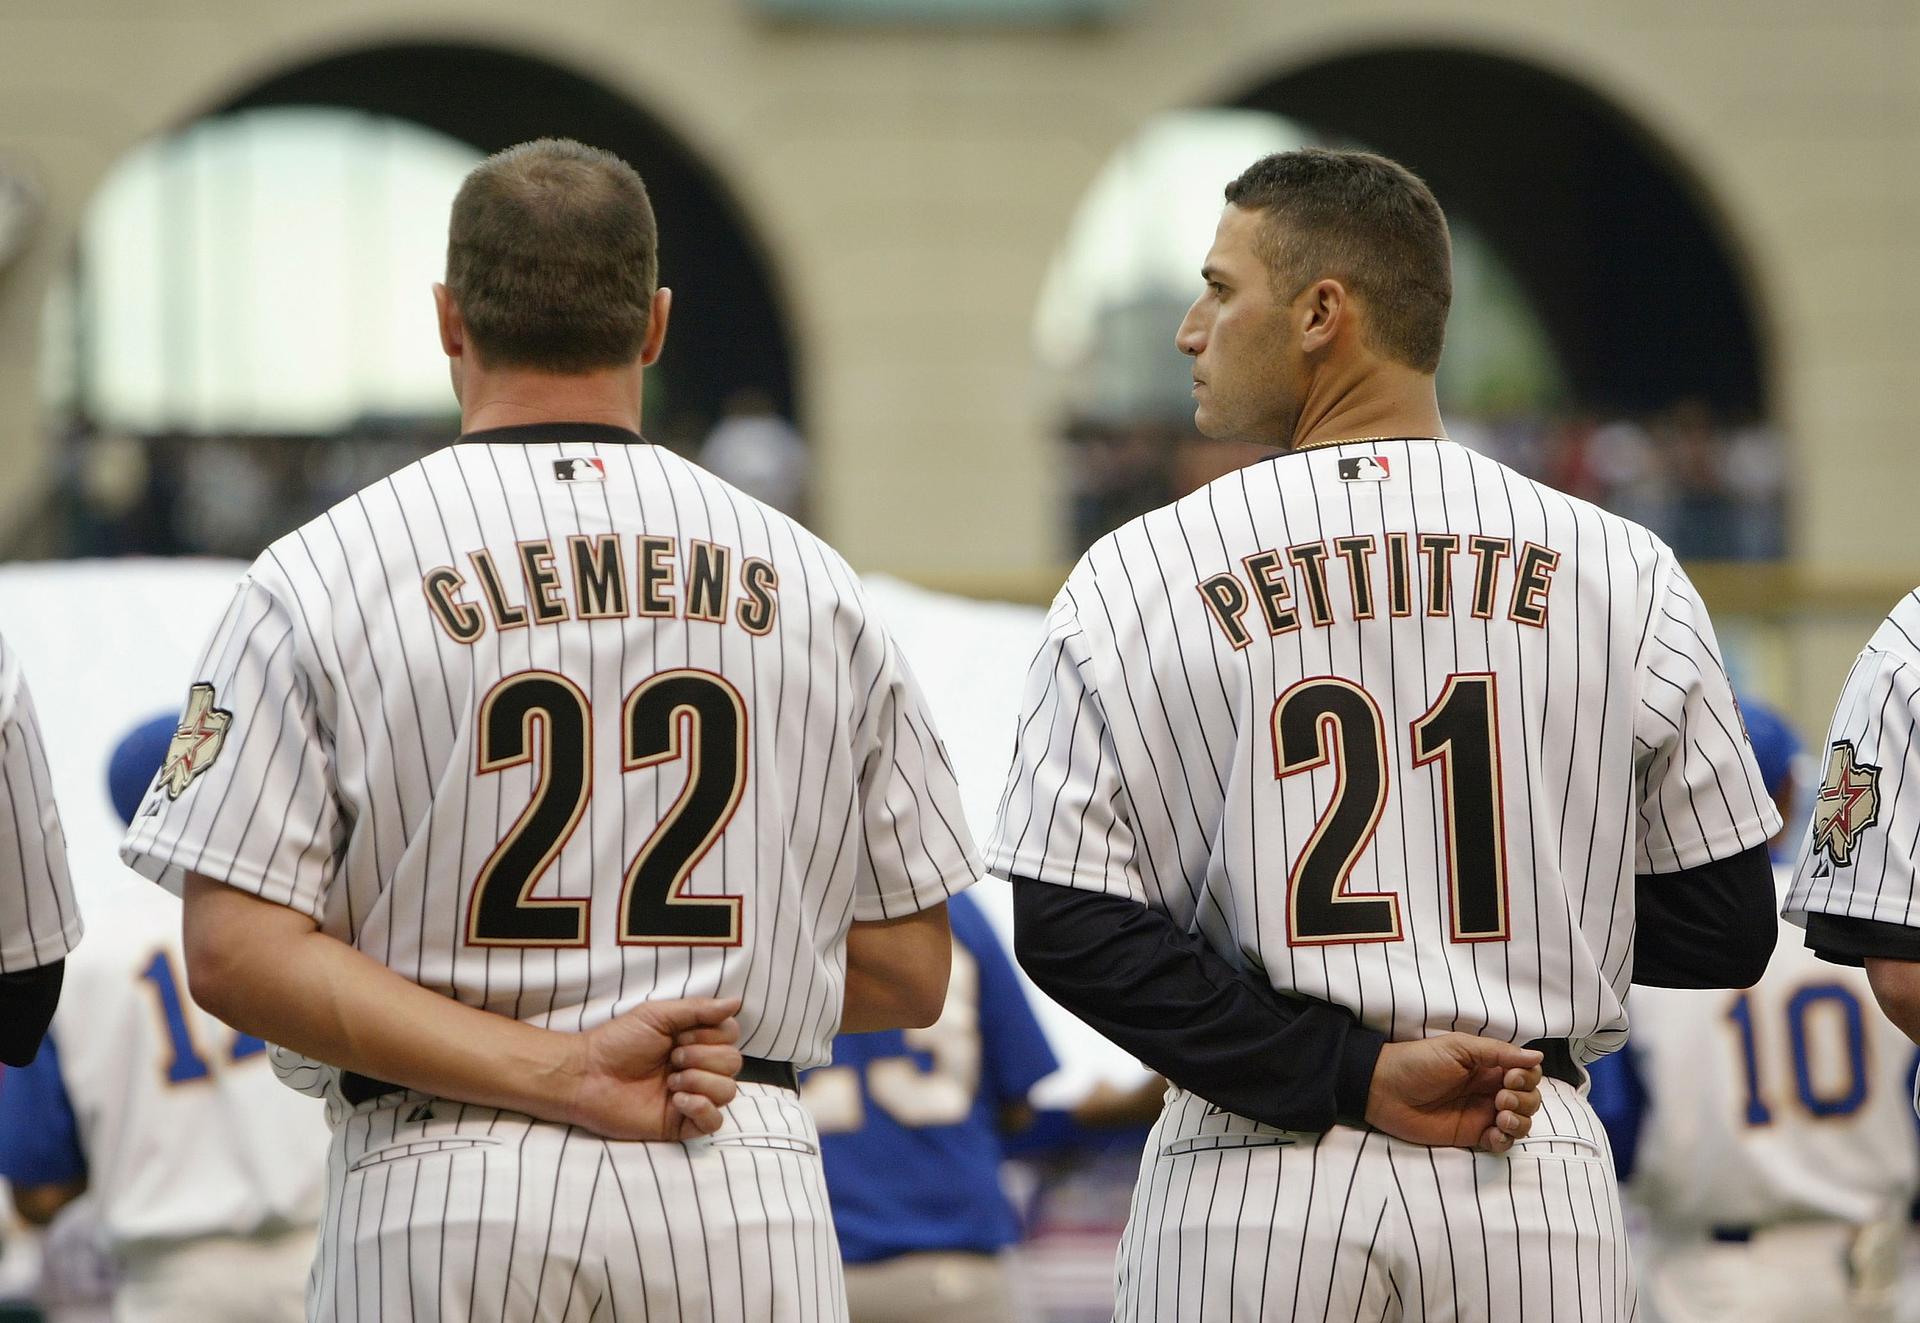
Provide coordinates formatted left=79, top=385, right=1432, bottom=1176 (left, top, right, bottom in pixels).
left=0, top=0, right=1914, bottom=727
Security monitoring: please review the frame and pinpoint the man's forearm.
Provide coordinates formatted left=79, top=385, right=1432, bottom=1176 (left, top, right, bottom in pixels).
left=841, top=904, right=952, bottom=1032
left=184, top=873, right=589, bottom=1121
left=1866, top=957, right=1920, bottom=1042
left=1011, top=879, right=1381, bottom=1131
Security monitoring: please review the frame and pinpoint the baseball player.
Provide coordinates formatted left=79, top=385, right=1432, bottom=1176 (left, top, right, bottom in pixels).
left=0, top=628, right=80, bottom=1067
left=991, top=149, right=1783, bottom=1322
left=1591, top=698, right=1918, bottom=1323
left=802, top=889, right=1058, bottom=1322
left=1785, top=588, right=1920, bottom=1050
left=119, top=138, right=976, bottom=1321
left=0, top=714, right=328, bottom=1323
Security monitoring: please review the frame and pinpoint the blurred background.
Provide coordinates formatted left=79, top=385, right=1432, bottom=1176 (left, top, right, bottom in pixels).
left=0, top=0, right=1911, bottom=733
left=0, top=0, right=1915, bottom=1319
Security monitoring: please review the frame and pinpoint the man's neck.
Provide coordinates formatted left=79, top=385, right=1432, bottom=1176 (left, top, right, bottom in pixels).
left=1286, top=359, right=1445, bottom=452
left=459, top=365, right=644, bottom=436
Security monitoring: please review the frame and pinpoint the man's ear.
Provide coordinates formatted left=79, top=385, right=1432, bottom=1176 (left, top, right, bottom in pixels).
left=640, top=287, right=672, bottom=367
left=434, top=283, right=463, bottom=359
left=1299, top=278, right=1348, bottom=355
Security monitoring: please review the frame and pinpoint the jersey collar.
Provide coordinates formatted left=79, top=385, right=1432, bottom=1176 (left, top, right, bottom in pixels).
left=456, top=421, right=646, bottom=446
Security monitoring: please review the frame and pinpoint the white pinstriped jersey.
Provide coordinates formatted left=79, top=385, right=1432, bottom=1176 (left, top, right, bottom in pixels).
left=1784, top=589, right=1920, bottom=933
left=121, top=429, right=978, bottom=1078
left=988, top=437, right=1778, bottom=1053
left=0, top=629, right=80, bottom=972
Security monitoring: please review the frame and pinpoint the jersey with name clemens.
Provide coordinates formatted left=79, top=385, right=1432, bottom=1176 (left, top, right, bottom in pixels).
left=120, top=438, right=977, bottom=1083
left=987, top=438, right=1776, bottom=1055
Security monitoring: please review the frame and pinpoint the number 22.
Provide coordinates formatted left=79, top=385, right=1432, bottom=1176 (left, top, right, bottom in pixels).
left=466, top=669, right=748, bottom=948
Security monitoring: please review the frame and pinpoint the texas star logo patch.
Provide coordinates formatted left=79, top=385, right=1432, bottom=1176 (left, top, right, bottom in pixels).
left=159, top=683, right=232, bottom=799
left=553, top=457, right=606, bottom=483
left=1337, top=455, right=1392, bottom=482
left=1811, top=740, right=1880, bottom=867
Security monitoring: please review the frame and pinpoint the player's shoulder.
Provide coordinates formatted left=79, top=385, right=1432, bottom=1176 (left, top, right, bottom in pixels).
left=246, top=447, right=461, bottom=591
left=1863, top=587, right=1920, bottom=669
left=652, top=446, right=836, bottom=561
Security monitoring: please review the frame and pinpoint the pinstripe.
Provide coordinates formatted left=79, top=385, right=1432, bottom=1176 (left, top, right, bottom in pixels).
left=1781, top=586, right=1920, bottom=1316
left=992, top=442, right=1764, bottom=1321
left=1352, top=1201, right=1390, bottom=1322
left=0, top=657, right=76, bottom=968
left=125, top=433, right=956, bottom=1320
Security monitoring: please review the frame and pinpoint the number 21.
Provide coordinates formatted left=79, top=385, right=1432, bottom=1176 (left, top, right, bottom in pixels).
left=1274, top=672, right=1509, bottom=946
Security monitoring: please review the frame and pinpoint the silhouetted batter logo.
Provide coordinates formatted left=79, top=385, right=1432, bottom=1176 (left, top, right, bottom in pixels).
left=1337, top=456, right=1391, bottom=482
left=553, top=457, right=607, bottom=483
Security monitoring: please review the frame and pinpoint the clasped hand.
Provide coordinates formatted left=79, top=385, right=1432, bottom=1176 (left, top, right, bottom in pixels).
left=564, top=996, right=747, bottom=1141
left=1364, top=1033, right=1547, bottom=1154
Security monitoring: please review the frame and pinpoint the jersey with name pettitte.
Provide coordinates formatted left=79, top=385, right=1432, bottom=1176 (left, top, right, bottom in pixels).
left=121, top=430, right=978, bottom=1072
left=0, top=629, right=80, bottom=972
left=987, top=438, right=1777, bottom=1051
left=1784, top=589, right=1920, bottom=930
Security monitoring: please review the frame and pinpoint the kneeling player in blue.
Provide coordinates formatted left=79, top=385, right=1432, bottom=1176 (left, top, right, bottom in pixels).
left=801, top=892, right=1057, bottom=1322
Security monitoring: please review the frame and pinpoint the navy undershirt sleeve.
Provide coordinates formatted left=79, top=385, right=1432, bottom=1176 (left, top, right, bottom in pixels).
left=1633, top=844, right=1776, bottom=988
left=1011, top=879, right=1384, bottom=1131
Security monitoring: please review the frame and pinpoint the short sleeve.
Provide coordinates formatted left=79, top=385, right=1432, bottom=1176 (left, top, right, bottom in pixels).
left=850, top=632, right=981, bottom=922
left=1632, top=562, right=1780, bottom=873
left=0, top=640, right=81, bottom=972
left=983, top=591, right=1146, bottom=900
left=119, top=579, right=342, bottom=919
left=950, top=896, right=1057, bottom=1106
left=1784, top=644, right=1920, bottom=927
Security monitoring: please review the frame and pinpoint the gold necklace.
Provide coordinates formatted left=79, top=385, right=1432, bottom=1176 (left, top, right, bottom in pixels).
left=1290, top=434, right=1449, bottom=454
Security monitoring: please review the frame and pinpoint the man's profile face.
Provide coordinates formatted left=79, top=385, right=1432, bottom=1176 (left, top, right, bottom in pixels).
left=1175, top=205, right=1301, bottom=447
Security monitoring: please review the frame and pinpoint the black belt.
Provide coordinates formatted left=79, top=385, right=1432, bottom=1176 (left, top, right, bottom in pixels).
left=340, top=1054, right=798, bottom=1108
left=1522, top=1038, right=1584, bottom=1089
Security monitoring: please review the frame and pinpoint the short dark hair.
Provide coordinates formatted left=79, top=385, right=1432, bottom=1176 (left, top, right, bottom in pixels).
left=1224, top=149, right=1451, bottom=373
left=446, top=139, right=658, bottom=373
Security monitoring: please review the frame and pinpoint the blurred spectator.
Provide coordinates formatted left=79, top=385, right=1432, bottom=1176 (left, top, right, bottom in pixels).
left=1064, top=416, right=1175, bottom=553
left=1725, top=415, right=1787, bottom=559
left=698, top=387, right=809, bottom=517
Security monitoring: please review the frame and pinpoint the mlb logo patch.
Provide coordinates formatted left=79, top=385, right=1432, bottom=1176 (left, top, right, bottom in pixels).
left=1337, top=455, right=1392, bottom=482
left=553, top=457, right=606, bottom=483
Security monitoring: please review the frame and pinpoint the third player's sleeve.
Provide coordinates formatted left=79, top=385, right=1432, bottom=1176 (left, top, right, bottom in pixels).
left=850, top=630, right=982, bottom=921
left=0, top=638, right=80, bottom=973
left=1785, top=633, right=1920, bottom=929
left=983, top=590, right=1146, bottom=901
left=1632, top=559, right=1780, bottom=873
left=120, top=578, right=342, bottom=919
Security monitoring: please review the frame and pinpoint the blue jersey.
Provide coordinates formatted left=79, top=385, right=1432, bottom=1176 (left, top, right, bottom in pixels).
left=0, top=1037, right=86, bottom=1186
left=801, top=892, right=1058, bottom=1263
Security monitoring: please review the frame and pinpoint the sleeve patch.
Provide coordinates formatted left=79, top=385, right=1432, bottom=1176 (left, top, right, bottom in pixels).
left=1810, top=739, right=1881, bottom=869
left=160, top=682, right=233, bottom=799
